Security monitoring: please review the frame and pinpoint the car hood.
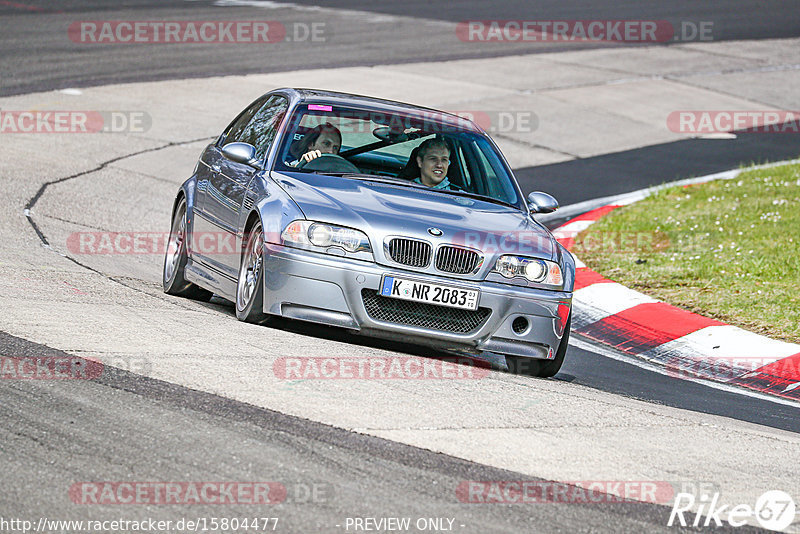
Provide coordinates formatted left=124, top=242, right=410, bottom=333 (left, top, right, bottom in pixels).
left=272, top=172, right=558, bottom=260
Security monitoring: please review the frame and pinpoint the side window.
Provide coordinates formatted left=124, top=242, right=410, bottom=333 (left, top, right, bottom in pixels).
left=473, top=142, right=518, bottom=204
left=221, top=97, right=267, bottom=147
left=461, top=141, right=487, bottom=196
left=222, top=96, right=288, bottom=160
left=476, top=148, right=506, bottom=199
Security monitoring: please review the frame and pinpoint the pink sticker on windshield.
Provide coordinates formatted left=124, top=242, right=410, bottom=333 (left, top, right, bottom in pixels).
left=308, top=104, right=332, bottom=111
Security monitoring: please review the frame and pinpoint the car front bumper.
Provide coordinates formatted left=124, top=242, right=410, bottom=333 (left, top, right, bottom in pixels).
left=262, top=243, right=571, bottom=360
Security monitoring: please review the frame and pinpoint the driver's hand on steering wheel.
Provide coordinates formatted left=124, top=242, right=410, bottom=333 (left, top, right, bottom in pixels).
left=301, top=150, right=323, bottom=163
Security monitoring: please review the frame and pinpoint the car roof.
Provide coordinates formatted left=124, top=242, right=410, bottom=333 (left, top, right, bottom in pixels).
left=277, top=87, right=482, bottom=133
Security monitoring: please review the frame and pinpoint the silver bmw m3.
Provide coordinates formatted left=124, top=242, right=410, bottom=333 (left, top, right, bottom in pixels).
left=163, top=88, right=575, bottom=377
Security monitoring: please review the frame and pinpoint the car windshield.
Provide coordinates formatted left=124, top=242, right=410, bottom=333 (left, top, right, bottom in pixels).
left=274, top=103, right=522, bottom=208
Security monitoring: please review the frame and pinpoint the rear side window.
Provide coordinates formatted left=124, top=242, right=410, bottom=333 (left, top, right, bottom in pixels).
left=222, top=95, right=288, bottom=160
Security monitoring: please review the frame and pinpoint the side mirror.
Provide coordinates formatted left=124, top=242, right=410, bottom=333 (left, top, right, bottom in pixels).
left=221, top=142, right=262, bottom=170
left=527, top=191, right=559, bottom=214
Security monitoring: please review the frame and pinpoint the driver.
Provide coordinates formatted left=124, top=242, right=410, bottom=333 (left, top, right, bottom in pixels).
left=413, top=137, right=454, bottom=190
left=292, top=122, right=342, bottom=166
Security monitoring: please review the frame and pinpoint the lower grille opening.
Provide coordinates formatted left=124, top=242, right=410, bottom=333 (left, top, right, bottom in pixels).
left=361, top=289, right=491, bottom=334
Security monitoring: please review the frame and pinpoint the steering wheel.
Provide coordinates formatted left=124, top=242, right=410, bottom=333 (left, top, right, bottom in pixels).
left=296, top=153, right=360, bottom=173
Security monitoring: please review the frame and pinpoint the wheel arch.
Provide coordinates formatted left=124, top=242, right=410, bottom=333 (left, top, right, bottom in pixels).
left=171, top=190, right=186, bottom=221
left=240, top=210, right=265, bottom=265
left=243, top=209, right=263, bottom=239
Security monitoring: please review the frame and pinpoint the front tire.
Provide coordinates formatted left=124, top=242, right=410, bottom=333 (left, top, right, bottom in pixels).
left=236, top=221, right=271, bottom=324
left=163, top=198, right=213, bottom=301
left=506, top=313, right=571, bottom=378
left=537, top=313, right=571, bottom=378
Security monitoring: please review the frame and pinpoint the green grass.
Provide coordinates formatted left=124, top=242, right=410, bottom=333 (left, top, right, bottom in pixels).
left=574, top=161, right=800, bottom=343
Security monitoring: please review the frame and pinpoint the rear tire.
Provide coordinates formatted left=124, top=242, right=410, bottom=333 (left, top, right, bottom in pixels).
left=506, top=313, right=571, bottom=378
left=235, top=221, right=271, bottom=324
left=163, top=198, right=213, bottom=301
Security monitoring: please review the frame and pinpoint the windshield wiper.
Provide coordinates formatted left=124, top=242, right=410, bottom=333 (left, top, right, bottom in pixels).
left=314, top=172, right=379, bottom=177
left=284, top=169, right=386, bottom=179
left=288, top=169, right=417, bottom=184
left=323, top=173, right=425, bottom=186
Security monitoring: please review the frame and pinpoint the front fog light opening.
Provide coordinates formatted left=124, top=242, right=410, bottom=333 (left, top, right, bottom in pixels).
left=512, top=316, right=530, bottom=335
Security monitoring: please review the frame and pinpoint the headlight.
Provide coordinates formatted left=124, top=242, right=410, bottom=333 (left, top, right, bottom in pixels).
left=493, top=255, right=563, bottom=287
left=281, top=220, right=372, bottom=254
left=495, top=256, right=521, bottom=278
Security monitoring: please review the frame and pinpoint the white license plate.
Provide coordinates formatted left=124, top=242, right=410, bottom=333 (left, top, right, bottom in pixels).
left=379, top=275, right=479, bottom=310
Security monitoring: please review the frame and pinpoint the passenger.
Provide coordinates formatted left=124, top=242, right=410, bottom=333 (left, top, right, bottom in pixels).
left=412, top=137, right=453, bottom=190
left=293, top=122, right=342, bottom=165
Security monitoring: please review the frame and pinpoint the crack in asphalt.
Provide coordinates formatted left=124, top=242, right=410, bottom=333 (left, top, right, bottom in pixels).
left=39, top=213, right=110, bottom=232
left=24, top=136, right=212, bottom=227
left=22, top=135, right=216, bottom=311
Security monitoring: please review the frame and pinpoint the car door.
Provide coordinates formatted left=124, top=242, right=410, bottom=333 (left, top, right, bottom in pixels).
left=196, top=95, right=288, bottom=278
left=193, top=96, right=268, bottom=273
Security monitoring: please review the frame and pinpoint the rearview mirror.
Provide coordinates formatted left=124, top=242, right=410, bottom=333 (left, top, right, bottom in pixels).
left=527, top=191, right=559, bottom=214
left=221, top=142, right=262, bottom=170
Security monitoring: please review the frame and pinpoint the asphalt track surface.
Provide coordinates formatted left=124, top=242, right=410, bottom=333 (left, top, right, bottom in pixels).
left=518, top=129, right=800, bottom=208
left=5, top=331, right=747, bottom=533
left=2, top=1, right=800, bottom=532
left=2, top=0, right=800, bottom=96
